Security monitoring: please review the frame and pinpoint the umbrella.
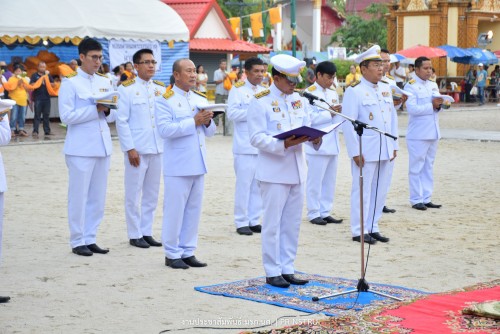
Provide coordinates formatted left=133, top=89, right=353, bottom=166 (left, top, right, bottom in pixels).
left=451, top=48, right=498, bottom=65
left=393, top=53, right=406, bottom=61
left=493, top=50, right=500, bottom=58
left=437, top=45, right=473, bottom=58
left=396, top=44, right=447, bottom=58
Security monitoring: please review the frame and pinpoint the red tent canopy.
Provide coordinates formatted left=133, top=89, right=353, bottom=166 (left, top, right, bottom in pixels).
left=397, top=45, right=447, bottom=58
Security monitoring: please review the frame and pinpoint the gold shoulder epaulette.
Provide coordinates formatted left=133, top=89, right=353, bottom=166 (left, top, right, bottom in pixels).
left=307, top=85, right=317, bottom=92
left=380, top=80, right=389, bottom=84
left=192, top=90, right=206, bottom=98
left=153, top=80, right=166, bottom=87
left=65, top=71, right=77, bottom=79
left=409, top=79, right=416, bottom=85
left=234, top=81, right=245, bottom=88
left=350, top=80, right=360, bottom=88
left=121, top=79, right=135, bottom=87
left=386, top=74, right=395, bottom=80
left=162, top=90, right=174, bottom=99
left=429, top=78, right=436, bottom=83
left=95, top=72, right=107, bottom=77
left=255, top=89, right=270, bottom=99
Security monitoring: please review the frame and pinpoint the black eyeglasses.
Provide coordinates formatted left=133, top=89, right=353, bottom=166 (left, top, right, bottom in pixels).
left=87, top=55, right=103, bottom=62
left=137, top=60, right=158, bottom=65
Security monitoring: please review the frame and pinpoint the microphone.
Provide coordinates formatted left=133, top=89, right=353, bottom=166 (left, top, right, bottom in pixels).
left=299, top=91, right=326, bottom=104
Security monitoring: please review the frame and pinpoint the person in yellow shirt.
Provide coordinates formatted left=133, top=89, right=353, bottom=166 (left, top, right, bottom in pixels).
left=345, top=64, right=361, bottom=87
left=4, top=64, right=30, bottom=137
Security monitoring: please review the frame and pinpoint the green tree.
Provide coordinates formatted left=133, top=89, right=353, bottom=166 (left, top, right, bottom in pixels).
left=331, top=3, right=388, bottom=51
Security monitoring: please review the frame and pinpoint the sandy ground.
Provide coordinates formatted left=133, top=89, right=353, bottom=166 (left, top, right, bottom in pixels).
left=0, top=104, right=499, bottom=333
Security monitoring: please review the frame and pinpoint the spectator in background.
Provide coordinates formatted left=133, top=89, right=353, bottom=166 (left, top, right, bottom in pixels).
left=465, top=65, right=476, bottom=103
left=0, top=61, right=6, bottom=99
left=113, top=64, right=125, bottom=86
left=306, top=59, right=316, bottom=87
left=390, top=61, right=406, bottom=88
left=121, top=62, right=136, bottom=82
left=214, top=59, right=229, bottom=104
left=430, top=67, right=437, bottom=82
left=475, top=63, right=488, bottom=106
left=407, top=64, right=416, bottom=81
left=345, top=64, right=361, bottom=86
left=261, top=62, right=272, bottom=87
left=5, top=64, right=30, bottom=137
left=30, top=61, right=55, bottom=137
left=196, top=65, right=208, bottom=94
left=69, top=59, right=79, bottom=72
left=490, top=65, right=499, bottom=100
left=1, top=61, right=13, bottom=81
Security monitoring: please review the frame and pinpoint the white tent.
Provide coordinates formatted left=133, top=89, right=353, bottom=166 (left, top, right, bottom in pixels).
left=0, top=0, right=189, bottom=43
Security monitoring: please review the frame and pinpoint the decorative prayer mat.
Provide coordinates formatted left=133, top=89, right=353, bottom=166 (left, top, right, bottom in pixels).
left=242, top=279, right=500, bottom=334
left=195, top=273, right=428, bottom=317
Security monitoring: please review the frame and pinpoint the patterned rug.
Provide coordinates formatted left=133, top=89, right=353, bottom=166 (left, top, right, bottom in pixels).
left=195, top=273, right=428, bottom=317
left=242, top=279, right=500, bottom=334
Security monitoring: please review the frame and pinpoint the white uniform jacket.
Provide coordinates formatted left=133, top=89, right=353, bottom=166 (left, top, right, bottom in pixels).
left=155, top=85, right=216, bottom=176
left=116, top=78, right=164, bottom=154
left=59, top=68, right=116, bottom=157
left=303, top=82, right=341, bottom=156
left=342, top=77, right=399, bottom=161
left=0, top=115, right=11, bottom=192
left=227, top=79, right=266, bottom=155
left=247, top=84, right=319, bottom=185
left=404, top=77, right=441, bottom=140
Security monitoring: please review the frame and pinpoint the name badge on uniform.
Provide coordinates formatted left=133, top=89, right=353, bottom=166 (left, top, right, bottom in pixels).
left=99, top=88, right=109, bottom=92
left=332, top=99, right=337, bottom=103
left=277, top=123, right=282, bottom=130
left=271, top=100, right=279, bottom=106
left=273, top=107, right=281, bottom=113
left=382, top=92, right=390, bottom=97
left=291, top=100, right=302, bottom=110
left=369, top=112, right=374, bottom=120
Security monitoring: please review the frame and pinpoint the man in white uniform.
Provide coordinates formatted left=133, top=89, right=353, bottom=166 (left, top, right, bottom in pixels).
left=380, top=49, right=401, bottom=214
left=156, top=58, right=216, bottom=269
left=59, top=38, right=117, bottom=256
left=404, top=56, right=443, bottom=211
left=116, top=49, right=164, bottom=249
left=247, top=54, right=321, bottom=288
left=304, top=61, right=344, bottom=226
left=0, top=99, right=13, bottom=303
left=227, top=57, right=266, bottom=235
left=342, top=45, right=398, bottom=245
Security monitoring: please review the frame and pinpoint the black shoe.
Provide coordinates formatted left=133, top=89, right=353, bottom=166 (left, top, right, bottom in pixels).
left=282, top=274, right=309, bottom=285
left=143, top=236, right=162, bottom=247
left=72, top=245, right=93, bottom=256
left=310, top=217, right=327, bottom=225
left=0, top=296, right=10, bottom=303
left=412, top=203, right=427, bottom=211
left=265, top=276, right=290, bottom=288
left=424, top=202, right=442, bottom=209
left=129, top=238, right=150, bottom=248
left=369, top=232, right=390, bottom=243
left=182, top=256, right=207, bottom=267
left=165, top=257, right=189, bottom=269
left=249, top=225, right=262, bottom=233
left=87, top=243, right=109, bottom=254
left=352, top=234, right=377, bottom=245
left=323, top=216, right=343, bottom=224
left=236, top=226, right=253, bottom=235
left=383, top=206, right=396, bottom=213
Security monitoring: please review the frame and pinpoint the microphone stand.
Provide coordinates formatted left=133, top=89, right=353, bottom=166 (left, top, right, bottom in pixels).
left=304, top=97, right=402, bottom=303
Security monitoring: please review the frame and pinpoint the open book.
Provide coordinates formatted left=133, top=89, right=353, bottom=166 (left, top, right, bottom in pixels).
left=273, top=120, right=345, bottom=140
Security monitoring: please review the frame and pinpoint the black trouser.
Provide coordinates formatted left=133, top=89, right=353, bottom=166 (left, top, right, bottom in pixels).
left=33, top=99, right=51, bottom=134
left=465, top=83, right=472, bottom=102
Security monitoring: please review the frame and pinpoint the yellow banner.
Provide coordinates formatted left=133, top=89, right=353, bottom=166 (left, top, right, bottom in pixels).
left=269, top=7, right=282, bottom=25
left=250, top=12, right=263, bottom=38
left=229, top=17, right=241, bottom=39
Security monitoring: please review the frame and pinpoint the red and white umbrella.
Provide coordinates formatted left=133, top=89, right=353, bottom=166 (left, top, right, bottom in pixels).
left=397, top=45, right=447, bottom=58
